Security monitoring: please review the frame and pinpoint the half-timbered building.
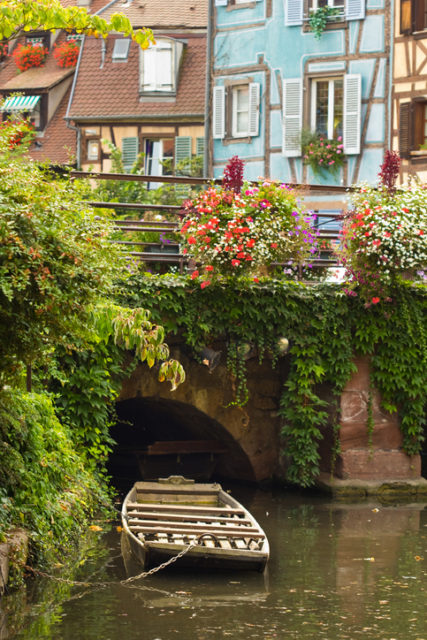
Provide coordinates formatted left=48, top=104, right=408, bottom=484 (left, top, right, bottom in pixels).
left=392, top=0, right=427, bottom=181
left=210, top=0, right=392, bottom=191
left=67, top=0, right=207, bottom=175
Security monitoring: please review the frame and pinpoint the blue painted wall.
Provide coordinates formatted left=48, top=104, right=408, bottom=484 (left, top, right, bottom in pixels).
left=212, top=0, right=392, bottom=187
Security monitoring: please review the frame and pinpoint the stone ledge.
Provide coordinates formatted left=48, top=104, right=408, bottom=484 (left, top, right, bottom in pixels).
left=317, top=472, right=427, bottom=502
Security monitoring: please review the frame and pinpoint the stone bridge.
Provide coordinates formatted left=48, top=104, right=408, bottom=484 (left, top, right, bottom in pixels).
left=115, top=348, right=425, bottom=494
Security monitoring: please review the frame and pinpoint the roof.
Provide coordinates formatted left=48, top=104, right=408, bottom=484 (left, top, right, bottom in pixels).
left=1, top=64, right=74, bottom=92
left=68, top=34, right=206, bottom=120
left=99, top=0, right=208, bottom=29
left=28, top=85, right=76, bottom=165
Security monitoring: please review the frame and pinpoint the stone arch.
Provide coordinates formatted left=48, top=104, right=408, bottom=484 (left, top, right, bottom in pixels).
left=114, top=348, right=284, bottom=482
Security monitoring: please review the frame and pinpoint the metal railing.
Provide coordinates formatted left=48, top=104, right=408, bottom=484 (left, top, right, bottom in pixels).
left=71, top=171, right=346, bottom=272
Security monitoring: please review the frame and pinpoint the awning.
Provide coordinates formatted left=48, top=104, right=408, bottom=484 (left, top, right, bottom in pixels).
left=0, top=95, right=41, bottom=111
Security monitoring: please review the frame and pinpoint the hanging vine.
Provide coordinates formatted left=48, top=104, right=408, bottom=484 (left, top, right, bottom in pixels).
left=121, top=273, right=427, bottom=487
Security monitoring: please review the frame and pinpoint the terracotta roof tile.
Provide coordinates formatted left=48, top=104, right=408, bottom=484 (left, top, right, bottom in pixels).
left=28, top=86, right=76, bottom=165
left=69, top=34, right=206, bottom=120
left=100, top=0, right=207, bottom=29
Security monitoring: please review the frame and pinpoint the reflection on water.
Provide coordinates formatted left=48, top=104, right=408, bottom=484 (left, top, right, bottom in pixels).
left=2, top=487, right=427, bottom=640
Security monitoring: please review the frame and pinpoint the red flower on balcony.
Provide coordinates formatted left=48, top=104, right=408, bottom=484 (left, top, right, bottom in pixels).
left=53, top=39, right=80, bottom=68
left=12, top=43, right=48, bottom=72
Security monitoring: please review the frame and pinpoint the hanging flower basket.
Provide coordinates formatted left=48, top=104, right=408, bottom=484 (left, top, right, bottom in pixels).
left=302, top=130, right=345, bottom=176
left=179, top=159, right=320, bottom=287
left=53, top=39, right=80, bottom=68
left=11, top=43, right=48, bottom=72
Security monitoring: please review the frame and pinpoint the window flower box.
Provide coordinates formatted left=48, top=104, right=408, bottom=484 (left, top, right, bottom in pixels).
left=11, top=43, right=48, bottom=72
left=53, top=39, right=80, bottom=68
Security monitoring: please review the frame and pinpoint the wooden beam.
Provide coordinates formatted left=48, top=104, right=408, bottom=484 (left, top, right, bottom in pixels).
left=127, top=511, right=251, bottom=525
left=127, top=502, right=245, bottom=516
left=129, top=525, right=265, bottom=539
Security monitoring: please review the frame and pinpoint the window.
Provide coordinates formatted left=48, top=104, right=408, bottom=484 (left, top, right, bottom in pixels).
left=26, top=32, right=50, bottom=49
left=400, top=0, right=427, bottom=33
left=144, top=138, right=174, bottom=188
left=112, top=38, right=130, bottom=62
left=285, top=0, right=364, bottom=25
left=0, top=94, right=45, bottom=131
left=310, top=77, right=343, bottom=139
left=282, top=74, right=361, bottom=156
left=399, top=100, right=427, bottom=156
left=140, top=38, right=183, bottom=94
left=87, top=139, right=100, bottom=162
left=212, top=82, right=260, bottom=139
left=309, top=0, right=345, bottom=12
left=232, top=86, right=250, bottom=137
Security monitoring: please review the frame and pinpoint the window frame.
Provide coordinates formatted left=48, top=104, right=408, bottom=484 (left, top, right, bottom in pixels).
left=231, top=85, right=250, bottom=138
left=139, top=37, right=183, bottom=95
left=400, top=98, right=427, bottom=157
left=310, top=76, right=344, bottom=140
left=400, top=0, right=427, bottom=34
left=25, top=31, right=50, bottom=50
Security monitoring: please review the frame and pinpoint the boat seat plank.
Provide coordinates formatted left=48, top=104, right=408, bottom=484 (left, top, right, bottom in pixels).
left=129, top=525, right=265, bottom=539
left=135, top=482, right=220, bottom=495
left=128, top=518, right=259, bottom=534
left=127, top=511, right=251, bottom=525
left=127, top=502, right=244, bottom=516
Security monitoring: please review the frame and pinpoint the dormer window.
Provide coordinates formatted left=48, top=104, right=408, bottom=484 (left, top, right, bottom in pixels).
left=139, top=38, right=184, bottom=95
left=26, top=31, right=50, bottom=50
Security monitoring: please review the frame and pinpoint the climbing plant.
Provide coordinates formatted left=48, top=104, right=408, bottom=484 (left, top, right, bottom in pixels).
left=121, top=273, right=427, bottom=487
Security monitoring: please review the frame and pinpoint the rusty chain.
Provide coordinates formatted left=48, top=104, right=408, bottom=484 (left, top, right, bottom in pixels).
left=24, top=533, right=213, bottom=589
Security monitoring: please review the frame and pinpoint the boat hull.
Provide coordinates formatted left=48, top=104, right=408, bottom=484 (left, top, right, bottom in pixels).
left=121, top=477, right=269, bottom=574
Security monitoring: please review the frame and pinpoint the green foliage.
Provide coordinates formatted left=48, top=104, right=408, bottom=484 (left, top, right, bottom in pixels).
left=90, top=140, right=203, bottom=209
left=121, top=273, right=426, bottom=487
left=0, top=389, right=110, bottom=565
left=0, top=143, right=128, bottom=384
left=0, top=0, right=154, bottom=48
left=308, top=6, right=341, bottom=39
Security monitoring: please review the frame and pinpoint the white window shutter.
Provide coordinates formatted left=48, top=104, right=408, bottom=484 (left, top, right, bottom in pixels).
left=282, top=79, right=302, bottom=157
left=343, top=74, right=361, bottom=155
left=248, top=82, right=260, bottom=137
left=345, top=0, right=365, bottom=21
left=122, top=137, right=139, bottom=171
left=285, top=0, right=303, bottom=26
left=213, top=85, right=226, bottom=139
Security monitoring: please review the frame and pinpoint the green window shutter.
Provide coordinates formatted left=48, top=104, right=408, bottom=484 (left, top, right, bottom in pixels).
left=174, top=136, right=192, bottom=166
left=122, top=136, right=139, bottom=171
left=196, top=137, right=205, bottom=157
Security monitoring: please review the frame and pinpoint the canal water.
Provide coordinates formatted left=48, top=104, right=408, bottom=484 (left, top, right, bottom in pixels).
left=2, top=486, right=426, bottom=640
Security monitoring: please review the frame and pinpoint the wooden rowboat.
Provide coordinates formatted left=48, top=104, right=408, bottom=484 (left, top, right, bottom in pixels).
left=121, top=476, right=269, bottom=573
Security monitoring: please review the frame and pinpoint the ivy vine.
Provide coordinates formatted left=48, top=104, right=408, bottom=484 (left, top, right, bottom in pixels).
left=122, top=274, right=427, bottom=487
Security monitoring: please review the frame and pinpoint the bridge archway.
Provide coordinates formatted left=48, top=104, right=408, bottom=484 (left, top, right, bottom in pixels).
left=111, top=350, right=283, bottom=483
left=109, top=396, right=255, bottom=483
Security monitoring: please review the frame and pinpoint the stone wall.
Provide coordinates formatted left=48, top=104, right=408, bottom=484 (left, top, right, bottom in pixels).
left=119, top=349, right=422, bottom=485
left=334, top=356, right=421, bottom=480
